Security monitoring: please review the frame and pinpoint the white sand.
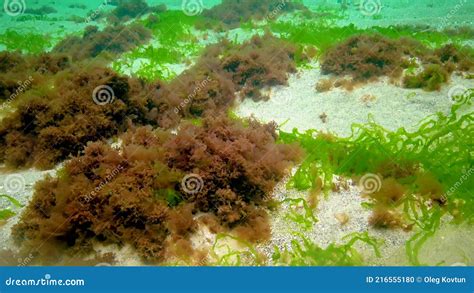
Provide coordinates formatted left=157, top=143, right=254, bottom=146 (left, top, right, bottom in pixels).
left=236, top=64, right=474, bottom=137
left=0, top=167, right=57, bottom=256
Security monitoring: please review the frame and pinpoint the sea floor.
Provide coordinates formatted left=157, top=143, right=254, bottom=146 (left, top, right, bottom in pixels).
left=1, top=63, right=472, bottom=265
left=0, top=0, right=473, bottom=266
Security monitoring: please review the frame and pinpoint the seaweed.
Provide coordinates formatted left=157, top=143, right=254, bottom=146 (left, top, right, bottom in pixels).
left=110, top=0, right=150, bottom=20
left=204, top=233, right=265, bottom=266
left=320, top=34, right=472, bottom=89
left=114, top=10, right=205, bottom=81
left=0, top=63, right=158, bottom=169
left=108, top=0, right=166, bottom=22
left=282, top=197, right=318, bottom=231
left=0, top=30, right=52, bottom=54
left=12, top=115, right=301, bottom=263
left=272, top=232, right=382, bottom=266
left=320, top=34, right=417, bottom=81
left=154, top=33, right=300, bottom=127
left=403, top=64, right=449, bottom=91
left=25, top=5, right=57, bottom=15
left=0, top=194, right=23, bottom=221
left=0, top=51, right=71, bottom=103
left=279, top=90, right=473, bottom=264
left=203, top=0, right=308, bottom=28
left=1, top=32, right=298, bottom=168
left=53, top=23, right=151, bottom=61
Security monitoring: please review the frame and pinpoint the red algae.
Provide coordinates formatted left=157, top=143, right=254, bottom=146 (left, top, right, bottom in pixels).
left=321, top=34, right=472, bottom=90
left=53, top=24, right=151, bottom=61
left=12, top=115, right=301, bottom=263
left=203, top=0, right=308, bottom=27
left=0, top=63, right=158, bottom=169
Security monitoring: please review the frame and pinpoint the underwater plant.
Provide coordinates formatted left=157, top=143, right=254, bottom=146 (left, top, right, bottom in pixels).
left=0, top=194, right=23, bottom=221
left=0, top=51, right=71, bottom=103
left=24, top=5, right=57, bottom=15
left=151, top=32, right=301, bottom=127
left=0, top=30, right=52, bottom=54
left=202, top=0, right=308, bottom=28
left=403, top=64, right=449, bottom=91
left=108, top=0, right=167, bottom=22
left=272, top=232, right=382, bottom=266
left=320, top=34, right=472, bottom=90
left=0, top=63, right=159, bottom=169
left=53, top=23, right=151, bottom=61
left=279, top=91, right=473, bottom=264
left=12, top=115, right=301, bottom=264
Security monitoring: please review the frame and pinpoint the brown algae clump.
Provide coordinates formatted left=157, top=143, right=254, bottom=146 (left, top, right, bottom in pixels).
left=0, top=63, right=159, bottom=169
left=321, top=34, right=473, bottom=90
left=202, top=0, right=308, bottom=27
left=53, top=24, right=151, bottom=61
left=13, top=115, right=301, bottom=263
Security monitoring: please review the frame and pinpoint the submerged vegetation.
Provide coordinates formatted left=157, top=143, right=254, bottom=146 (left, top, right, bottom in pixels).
left=0, top=0, right=473, bottom=266
left=320, top=34, right=472, bottom=90
left=0, top=194, right=23, bottom=221
left=53, top=23, right=152, bottom=61
left=13, top=116, right=300, bottom=263
left=272, top=232, right=382, bottom=266
left=0, top=30, right=52, bottom=54
left=279, top=91, right=473, bottom=264
left=202, top=0, right=308, bottom=27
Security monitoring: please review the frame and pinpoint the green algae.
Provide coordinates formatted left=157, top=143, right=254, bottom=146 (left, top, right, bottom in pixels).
left=210, top=234, right=265, bottom=266
left=272, top=232, right=382, bottom=266
left=268, top=19, right=472, bottom=66
left=282, top=197, right=318, bottom=231
left=113, top=11, right=206, bottom=80
left=0, top=30, right=52, bottom=54
left=0, top=194, right=23, bottom=220
left=278, top=89, right=473, bottom=264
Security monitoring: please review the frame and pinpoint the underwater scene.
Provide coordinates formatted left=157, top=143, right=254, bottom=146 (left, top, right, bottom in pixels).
left=0, top=0, right=472, bottom=267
